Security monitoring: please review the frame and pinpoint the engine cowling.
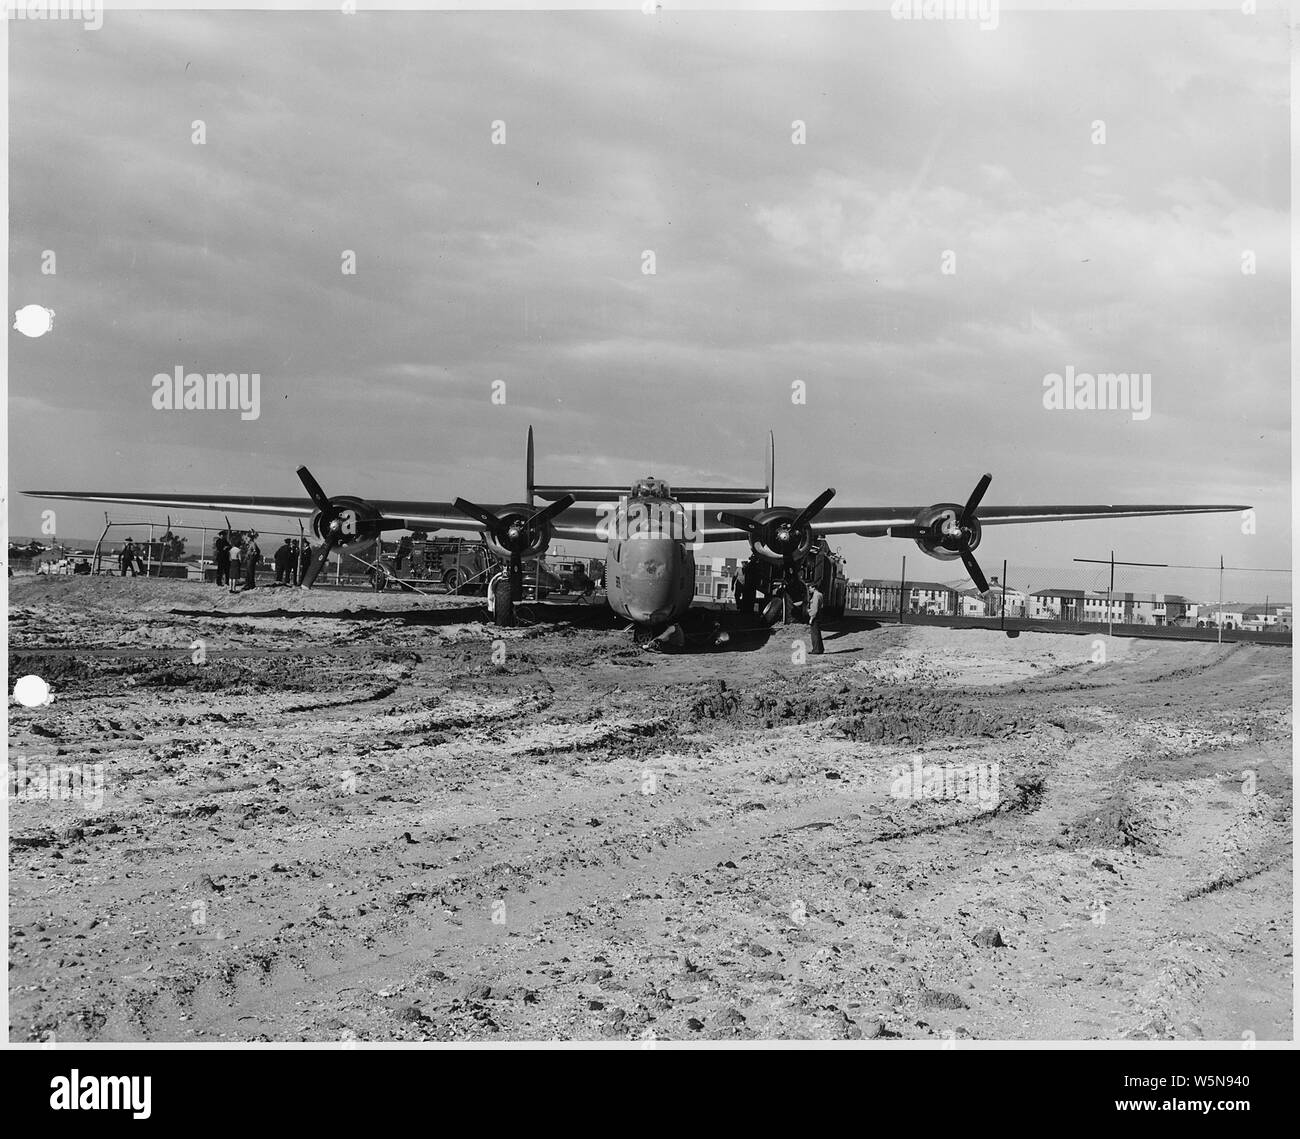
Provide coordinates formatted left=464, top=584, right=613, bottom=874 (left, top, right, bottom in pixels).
left=310, top=495, right=388, bottom=552
left=479, top=503, right=555, bottom=562
left=295, top=465, right=410, bottom=590
left=910, top=502, right=983, bottom=562
left=742, top=507, right=817, bottom=566
left=717, top=488, right=836, bottom=569
left=452, top=494, right=575, bottom=565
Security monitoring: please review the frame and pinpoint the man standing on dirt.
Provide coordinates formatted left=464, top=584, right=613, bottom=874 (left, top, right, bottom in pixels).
left=118, top=539, right=141, bottom=577
left=806, top=584, right=825, bottom=655
left=273, top=539, right=294, bottom=584
left=731, top=563, right=745, bottom=611
left=297, top=539, right=313, bottom=586
left=242, top=531, right=261, bottom=591
left=738, top=557, right=758, bottom=617
left=213, top=531, right=231, bottom=586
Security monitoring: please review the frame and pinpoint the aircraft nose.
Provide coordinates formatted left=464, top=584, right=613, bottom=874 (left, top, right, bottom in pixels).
left=628, top=605, right=673, bottom=625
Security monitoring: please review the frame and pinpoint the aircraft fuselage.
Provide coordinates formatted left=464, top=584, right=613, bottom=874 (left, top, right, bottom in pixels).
left=603, top=490, right=698, bottom=629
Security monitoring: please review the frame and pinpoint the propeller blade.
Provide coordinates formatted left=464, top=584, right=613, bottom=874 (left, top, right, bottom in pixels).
left=793, top=487, right=836, bottom=529
left=960, top=474, right=992, bottom=527
left=960, top=546, right=989, bottom=594
left=453, top=497, right=503, bottom=533
left=532, top=493, right=575, bottom=525
left=296, top=466, right=335, bottom=515
left=717, top=511, right=762, bottom=534
left=301, top=534, right=339, bottom=589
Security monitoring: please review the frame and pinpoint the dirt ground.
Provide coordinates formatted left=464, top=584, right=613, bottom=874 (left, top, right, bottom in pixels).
left=7, top=576, right=1293, bottom=1042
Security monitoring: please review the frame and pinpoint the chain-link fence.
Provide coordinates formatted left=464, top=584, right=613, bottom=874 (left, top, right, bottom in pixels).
left=846, top=560, right=1290, bottom=644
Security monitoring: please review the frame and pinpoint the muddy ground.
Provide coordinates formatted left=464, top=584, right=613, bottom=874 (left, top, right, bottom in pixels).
left=7, top=576, right=1293, bottom=1042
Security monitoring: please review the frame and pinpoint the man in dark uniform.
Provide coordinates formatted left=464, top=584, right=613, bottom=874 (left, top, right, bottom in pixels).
left=242, top=530, right=261, bottom=590
left=297, top=539, right=314, bottom=586
left=738, top=557, right=758, bottom=617
left=273, top=539, right=293, bottom=584
left=213, top=531, right=230, bottom=586
left=118, top=539, right=141, bottom=577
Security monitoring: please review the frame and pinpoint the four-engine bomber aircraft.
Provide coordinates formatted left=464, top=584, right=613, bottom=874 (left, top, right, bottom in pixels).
left=27, top=427, right=1248, bottom=631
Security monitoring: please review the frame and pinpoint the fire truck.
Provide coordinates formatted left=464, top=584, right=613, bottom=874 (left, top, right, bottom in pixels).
left=379, top=532, right=561, bottom=597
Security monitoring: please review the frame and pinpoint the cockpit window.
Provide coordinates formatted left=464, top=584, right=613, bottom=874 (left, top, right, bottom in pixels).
left=630, top=477, right=670, bottom=499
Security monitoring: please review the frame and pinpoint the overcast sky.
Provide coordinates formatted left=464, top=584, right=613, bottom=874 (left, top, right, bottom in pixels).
left=8, top=8, right=1290, bottom=599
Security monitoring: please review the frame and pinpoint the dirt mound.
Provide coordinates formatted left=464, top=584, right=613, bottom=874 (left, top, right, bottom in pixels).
left=1064, top=793, right=1154, bottom=850
left=9, top=652, right=94, bottom=685
left=687, top=678, right=1021, bottom=743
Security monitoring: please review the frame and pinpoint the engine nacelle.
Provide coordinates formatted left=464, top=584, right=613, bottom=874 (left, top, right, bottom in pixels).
left=911, top=502, right=982, bottom=562
left=743, top=507, right=816, bottom=566
left=311, top=495, right=387, bottom=552
left=481, top=503, right=554, bottom=561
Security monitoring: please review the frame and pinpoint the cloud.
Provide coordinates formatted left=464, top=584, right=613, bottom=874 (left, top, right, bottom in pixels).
left=8, top=8, right=1289, bottom=583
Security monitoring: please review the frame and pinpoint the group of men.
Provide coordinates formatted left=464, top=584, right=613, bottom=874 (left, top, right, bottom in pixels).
left=212, top=531, right=314, bottom=592
left=213, top=530, right=259, bottom=593
left=272, top=538, right=314, bottom=585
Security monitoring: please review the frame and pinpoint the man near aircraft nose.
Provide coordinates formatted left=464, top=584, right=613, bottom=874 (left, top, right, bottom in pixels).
left=807, top=584, right=825, bottom=655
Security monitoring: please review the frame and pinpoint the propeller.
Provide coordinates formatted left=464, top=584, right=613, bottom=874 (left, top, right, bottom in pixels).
left=897, top=474, right=992, bottom=593
left=296, top=466, right=407, bottom=589
left=945, top=474, right=991, bottom=592
left=452, top=494, right=575, bottom=565
left=889, top=475, right=987, bottom=592
left=718, top=488, right=836, bottom=571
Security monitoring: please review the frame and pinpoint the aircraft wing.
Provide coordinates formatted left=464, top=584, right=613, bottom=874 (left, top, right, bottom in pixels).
left=23, top=490, right=1248, bottom=545
left=697, top=502, right=1249, bottom=543
left=21, top=489, right=613, bottom=543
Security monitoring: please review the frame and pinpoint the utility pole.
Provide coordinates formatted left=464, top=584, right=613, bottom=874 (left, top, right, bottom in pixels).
left=1108, top=550, right=1114, bottom=637
left=1073, top=553, right=1167, bottom=640
left=1218, top=554, right=1224, bottom=645
left=899, top=554, right=907, bottom=625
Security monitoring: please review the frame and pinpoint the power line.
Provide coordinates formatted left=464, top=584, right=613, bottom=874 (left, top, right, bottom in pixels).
left=1163, top=564, right=1292, bottom=573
